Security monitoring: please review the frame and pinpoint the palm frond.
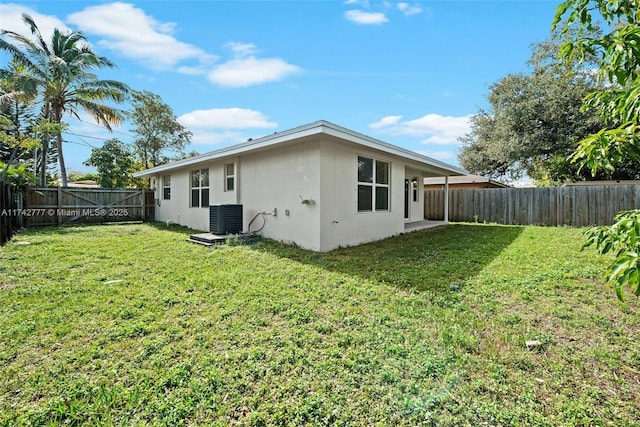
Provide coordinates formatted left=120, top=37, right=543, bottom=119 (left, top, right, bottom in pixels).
left=77, top=80, right=130, bottom=101
left=0, top=36, right=48, bottom=82
left=0, top=91, right=24, bottom=106
left=2, top=13, right=129, bottom=188
left=70, top=100, right=126, bottom=129
left=21, top=13, right=50, bottom=56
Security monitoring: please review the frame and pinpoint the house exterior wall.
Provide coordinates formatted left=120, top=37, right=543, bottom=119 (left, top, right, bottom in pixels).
left=238, top=141, right=322, bottom=251
left=151, top=141, right=323, bottom=249
left=318, top=139, right=407, bottom=252
left=152, top=167, right=210, bottom=230
left=150, top=137, right=432, bottom=252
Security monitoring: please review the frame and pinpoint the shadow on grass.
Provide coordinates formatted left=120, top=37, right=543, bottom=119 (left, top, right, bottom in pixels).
left=17, top=220, right=192, bottom=235
left=257, top=224, right=524, bottom=293
left=10, top=221, right=524, bottom=294
left=17, top=220, right=145, bottom=233
left=143, top=220, right=200, bottom=234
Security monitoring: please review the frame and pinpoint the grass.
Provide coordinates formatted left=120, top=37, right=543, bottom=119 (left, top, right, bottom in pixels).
left=0, top=222, right=638, bottom=426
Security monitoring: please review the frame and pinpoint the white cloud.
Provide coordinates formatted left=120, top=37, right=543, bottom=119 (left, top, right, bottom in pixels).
left=176, top=65, right=209, bottom=76
left=409, top=114, right=472, bottom=144
left=344, top=10, right=388, bottom=25
left=343, top=0, right=370, bottom=6
left=178, top=108, right=278, bottom=130
left=369, top=115, right=402, bottom=129
left=189, top=130, right=248, bottom=146
left=369, top=113, right=472, bottom=145
left=397, top=2, right=422, bottom=16
left=225, top=42, right=258, bottom=58
left=0, top=4, right=71, bottom=42
left=8, top=3, right=299, bottom=86
left=66, top=2, right=213, bottom=69
left=208, top=57, right=301, bottom=87
left=178, top=108, right=278, bottom=145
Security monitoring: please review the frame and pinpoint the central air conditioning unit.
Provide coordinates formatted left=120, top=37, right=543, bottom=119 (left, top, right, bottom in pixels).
left=210, top=204, right=243, bottom=235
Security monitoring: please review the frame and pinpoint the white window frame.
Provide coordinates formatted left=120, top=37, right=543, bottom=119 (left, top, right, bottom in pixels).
left=357, top=155, right=390, bottom=213
left=190, top=168, right=209, bottom=208
left=224, top=163, right=235, bottom=192
left=162, top=174, right=171, bottom=200
left=412, top=176, right=418, bottom=202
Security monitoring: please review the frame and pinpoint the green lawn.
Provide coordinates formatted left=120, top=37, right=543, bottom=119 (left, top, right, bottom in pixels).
left=0, top=223, right=638, bottom=426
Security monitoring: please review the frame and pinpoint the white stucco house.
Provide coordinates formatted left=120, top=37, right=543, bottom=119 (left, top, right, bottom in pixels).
left=134, top=120, right=466, bottom=252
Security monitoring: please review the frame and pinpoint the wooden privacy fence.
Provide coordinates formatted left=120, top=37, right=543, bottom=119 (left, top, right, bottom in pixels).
left=0, top=182, right=21, bottom=245
left=425, top=185, right=640, bottom=227
left=24, top=187, right=155, bottom=226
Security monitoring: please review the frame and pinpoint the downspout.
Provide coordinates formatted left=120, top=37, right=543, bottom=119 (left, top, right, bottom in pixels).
left=444, top=176, right=449, bottom=223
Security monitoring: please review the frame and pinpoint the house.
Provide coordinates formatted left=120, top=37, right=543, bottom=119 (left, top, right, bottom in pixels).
left=133, top=120, right=466, bottom=252
left=66, top=179, right=100, bottom=188
left=424, top=174, right=509, bottom=190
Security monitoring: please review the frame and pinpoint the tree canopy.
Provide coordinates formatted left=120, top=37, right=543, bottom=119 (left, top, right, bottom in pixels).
left=457, top=30, right=640, bottom=185
left=129, top=91, right=192, bottom=170
left=553, top=0, right=640, bottom=176
left=552, top=0, right=640, bottom=300
left=0, top=13, right=129, bottom=187
left=84, top=138, right=136, bottom=188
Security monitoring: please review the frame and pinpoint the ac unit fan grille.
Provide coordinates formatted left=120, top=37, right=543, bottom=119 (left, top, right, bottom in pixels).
left=209, top=204, right=243, bottom=234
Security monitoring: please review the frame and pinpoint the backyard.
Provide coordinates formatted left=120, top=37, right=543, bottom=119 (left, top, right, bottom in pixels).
left=0, top=222, right=638, bottom=426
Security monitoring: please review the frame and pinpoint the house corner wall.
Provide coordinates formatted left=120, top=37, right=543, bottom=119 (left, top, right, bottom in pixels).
left=239, top=141, right=322, bottom=251
left=318, top=139, right=405, bottom=252
left=151, top=169, right=209, bottom=231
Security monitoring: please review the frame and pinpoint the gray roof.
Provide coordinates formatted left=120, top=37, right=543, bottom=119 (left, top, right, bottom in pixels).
left=424, top=174, right=509, bottom=187
left=134, top=120, right=467, bottom=178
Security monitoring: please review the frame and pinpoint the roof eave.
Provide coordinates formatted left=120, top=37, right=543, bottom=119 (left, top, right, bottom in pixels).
left=133, top=121, right=327, bottom=178
left=133, top=120, right=467, bottom=178
left=320, top=122, right=466, bottom=176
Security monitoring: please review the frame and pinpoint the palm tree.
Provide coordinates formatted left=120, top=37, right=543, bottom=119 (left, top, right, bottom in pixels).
left=0, top=13, right=129, bottom=187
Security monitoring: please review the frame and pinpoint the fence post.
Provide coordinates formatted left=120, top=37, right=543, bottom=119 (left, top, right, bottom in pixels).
left=0, top=182, right=6, bottom=245
left=57, top=186, right=62, bottom=226
left=140, top=190, right=145, bottom=221
left=0, top=182, right=19, bottom=246
left=444, top=176, right=449, bottom=222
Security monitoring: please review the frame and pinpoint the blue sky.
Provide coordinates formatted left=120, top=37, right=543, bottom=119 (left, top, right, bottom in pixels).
left=1, top=1, right=559, bottom=175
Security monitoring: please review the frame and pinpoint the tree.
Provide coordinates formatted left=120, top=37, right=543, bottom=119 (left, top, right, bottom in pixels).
left=67, top=171, right=99, bottom=182
left=0, top=13, right=129, bottom=187
left=84, top=138, right=136, bottom=188
left=129, top=91, right=192, bottom=170
left=0, top=161, right=35, bottom=186
left=1, top=61, right=38, bottom=180
left=0, top=115, right=39, bottom=184
left=457, top=31, right=639, bottom=184
left=553, top=0, right=640, bottom=299
left=1, top=61, right=59, bottom=186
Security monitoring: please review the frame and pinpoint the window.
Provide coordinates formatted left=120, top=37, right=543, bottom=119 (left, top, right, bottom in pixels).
left=190, top=169, right=209, bottom=208
left=412, top=177, right=418, bottom=202
left=162, top=174, right=171, bottom=200
left=225, top=163, right=235, bottom=192
left=357, top=156, right=389, bottom=212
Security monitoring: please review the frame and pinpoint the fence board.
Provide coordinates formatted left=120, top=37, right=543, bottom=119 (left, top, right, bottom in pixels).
left=425, top=185, right=640, bottom=227
left=1, top=183, right=20, bottom=245
left=24, top=187, right=154, bottom=226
